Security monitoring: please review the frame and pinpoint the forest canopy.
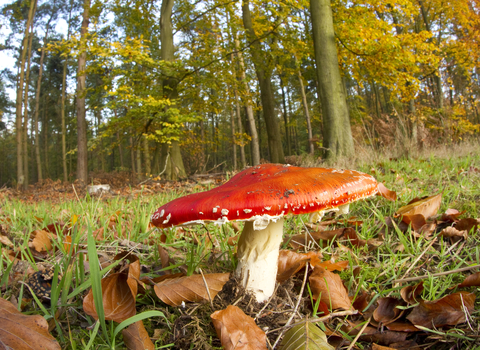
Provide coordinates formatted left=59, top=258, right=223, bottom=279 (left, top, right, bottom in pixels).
left=0, top=0, right=479, bottom=188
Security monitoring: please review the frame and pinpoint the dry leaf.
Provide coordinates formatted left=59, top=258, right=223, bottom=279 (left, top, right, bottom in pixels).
left=0, top=233, right=13, bottom=247
left=122, top=321, right=154, bottom=350
left=400, top=282, right=424, bottom=304
left=377, top=183, right=397, bottom=201
left=395, top=193, right=442, bottom=221
left=459, top=272, right=480, bottom=288
left=406, top=292, right=475, bottom=328
left=29, top=230, right=53, bottom=252
left=276, top=250, right=322, bottom=283
left=154, top=273, right=229, bottom=306
left=279, top=321, right=334, bottom=350
left=373, top=297, right=405, bottom=325
left=211, top=305, right=267, bottom=350
left=309, top=267, right=353, bottom=311
left=0, top=298, right=61, bottom=350
left=313, top=259, right=349, bottom=272
left=440, top=226, right=468, bottom=240
left=83, top=273, right=136, bottom=323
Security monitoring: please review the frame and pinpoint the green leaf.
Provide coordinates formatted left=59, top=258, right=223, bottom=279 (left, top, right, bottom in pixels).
left=280, top=322, right=334, bottom=350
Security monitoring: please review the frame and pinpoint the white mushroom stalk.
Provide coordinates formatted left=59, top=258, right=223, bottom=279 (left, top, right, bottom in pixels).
left=235, top=218, right=285, bottom=303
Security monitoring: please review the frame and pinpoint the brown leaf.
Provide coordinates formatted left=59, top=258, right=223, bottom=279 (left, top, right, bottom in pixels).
left=276, top=250, right=322, bottom=283
left=458, top=272, right=480, bottom=288
left=440, top=226, right=468, bottom=240
left=154, top=273, right=229, bottom=306
left=0, top=232, right=13, bottom=247
left=377, top=183, right=397, bottom=201
left=456, top=218, right=479, bottom=233
left=313, top=259, right=349, bottom=272
left=373, top=297, right=405, bottom=325
left=127, top=259, right=141, bottom=299
left=211, top=305, right=267, bottom=350
left=309, top=267, right=353, bottom=311
left=406, top=292, right=475, bottom=328
left=122, top=321, right=154, bottom=350
left=157, top=244, right=173, bottom=271
left=395, top=193, right=442, bottom=221
left=400, top=282, right=424, bottom=304
left=83, top=273, right=136, bottom=323
left=401, top=214, right=426, bottom=231
left=0, top=298, right=61, bottom=350
left=29, top=230, right=54, bottom=252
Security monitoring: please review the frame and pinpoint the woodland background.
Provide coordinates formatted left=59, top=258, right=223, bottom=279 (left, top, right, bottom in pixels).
left=0, top=0, right=479, bottom=189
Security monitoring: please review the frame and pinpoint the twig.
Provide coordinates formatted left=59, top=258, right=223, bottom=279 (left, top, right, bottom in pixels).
left=272, top=263, right=309, bottom=349
left=198, top=268, right=214, bottom=310
left=346, top=316, right=371, bottom=350
left=393, top=264, right=480, bottom=284
left=254, top=284, right=279, bottom=321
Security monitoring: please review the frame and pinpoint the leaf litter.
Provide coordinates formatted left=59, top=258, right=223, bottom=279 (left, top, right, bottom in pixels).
left=1, top=169, right=480, bottom=349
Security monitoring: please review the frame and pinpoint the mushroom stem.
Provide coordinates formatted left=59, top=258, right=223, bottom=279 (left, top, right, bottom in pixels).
left=235, top=217, right=285, bottom=303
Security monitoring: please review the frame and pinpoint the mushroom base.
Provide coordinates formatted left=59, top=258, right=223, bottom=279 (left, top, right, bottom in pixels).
left=235, top=218, right=284, bottom=303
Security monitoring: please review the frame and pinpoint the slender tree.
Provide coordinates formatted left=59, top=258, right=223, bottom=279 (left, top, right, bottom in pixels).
left=76, top=0, right=91, bottom=184
left=310, top=0, right=354, bottom=159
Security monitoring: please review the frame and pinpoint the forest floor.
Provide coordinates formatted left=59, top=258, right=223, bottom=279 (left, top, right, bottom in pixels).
left=1, top=141, right=480, bottom=350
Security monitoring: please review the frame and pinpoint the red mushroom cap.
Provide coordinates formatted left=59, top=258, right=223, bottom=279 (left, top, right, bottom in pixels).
left=151, top=164, right=378, bottom=228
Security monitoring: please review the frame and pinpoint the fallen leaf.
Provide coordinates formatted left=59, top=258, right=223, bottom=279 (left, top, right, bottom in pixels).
left=83, top=273, right=136, bottom=323
left=277, top=250, right=322, bottom=283
left=313, top=260, right=349, bottom=272
left=211, top=305, right=267, bottom=350
left=401, top=214, right=426, bottom=232
left=458, top=272, right=480, bottom=288
left=29, top=230, right=53, bottom=252
left=406, top=292, right=475, bottom=328
left=440, top=226, right=468, bottom=240
left=279, top=321, right=334, bottom=350
left=395, top=193, right=442, bottom=221
left=377, top=183, right=397, bottom=201
left=154, top=273, right=229, bottom=306
left=0, top=298, right=61, bottom=349
left=455, top=218, right=479, bottom=233
left=122, top=320, right=155, bottom=350
left=342, top=320, right=407, bottom=345
left=373, top=297, right=405, bottom=325
left=400, top=282, right=424, bottom=304
left=0, top=232, right=13, bottom=247
left=309, top=267, right=353, bottom=311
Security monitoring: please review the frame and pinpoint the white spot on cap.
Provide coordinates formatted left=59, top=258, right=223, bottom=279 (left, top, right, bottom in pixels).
left=221, top=209, right=229, bottom=215
left=264, top=206, right=271, bottom=211
left=159, top=209, right=165, bottom=218
left=199, top=212, right=204, bottom=215
left=162, top=213, right=171, bottom=225
left=244, top=209, right=252, bottom=214
left=213, top=207, right=218, bottom=213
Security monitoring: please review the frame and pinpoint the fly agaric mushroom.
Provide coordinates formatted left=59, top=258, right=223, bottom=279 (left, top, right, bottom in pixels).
left=151, top=164, right=378, bottom=302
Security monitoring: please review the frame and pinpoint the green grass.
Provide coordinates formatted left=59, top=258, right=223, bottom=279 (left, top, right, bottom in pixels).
left=1, top=141, right=480, bottom=349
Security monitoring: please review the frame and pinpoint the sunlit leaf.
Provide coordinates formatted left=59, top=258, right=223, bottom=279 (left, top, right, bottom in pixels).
left=211, top=305, right=267, bottom=350
left=309, top=268, right=353, bottom=311
left=279, top=321, right=334, bottom=350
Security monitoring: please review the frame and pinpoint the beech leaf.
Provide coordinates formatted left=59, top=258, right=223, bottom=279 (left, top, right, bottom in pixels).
left=373, top=297, right=405, bottom=325
left=406, top=292, right=475, bottom=328
left=83, top=273, right=136, bottom=323
left=377, top=183, right=397, bottom=201
left=154, top=273, right=229, bottom=306
left=309, top=267, right=353, bottom=311
left=277, top=250, right=322, bottom=283
left=395, top=194, right=442, bottom=221
left=458, top=271, right=480, bottom=288
left=122, top=320, right=155, bottom=350
left=0, top=298, right=61, bottom=350
left=279, top=321, right=334, bottom=350
left=211, top=305, right=267, bottom=350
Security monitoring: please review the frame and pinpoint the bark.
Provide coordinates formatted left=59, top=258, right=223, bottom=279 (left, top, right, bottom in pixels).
left=76, top=0, right=91, bottom=184
left=15, top=0, right=36, bottom=189
left=310, top=0, right=354, bottom=159
left=297, top=66, right=314, bottom=154
left=234, top=36, right=259, bottom=165
left=22, top=20, right=35, bottom=189
left=34, top=15, right=53, bottom=183
left=242, top=0, right=284, bottom=164
left=143, top=135, right=151, bottom=175
left=160, top=0, right=187, bottom=179
left=234, top=89, right=246, bottom=168
left=279, top=78, right=291, bottom=156
left=230, top=108, right=237, bottom=171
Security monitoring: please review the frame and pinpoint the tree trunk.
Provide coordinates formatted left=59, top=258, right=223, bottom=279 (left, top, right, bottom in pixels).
left=230, top=108, right=237, bottom=171
left=242, top=0, right=284, bottom=164
left=234, top=35, right=259, bottom=165
left=280, top=78, right=291, bottom=156
left=297, top=66, right=314, bottom=154
left=22, top=20, right=35, bottom=189
left=143, top=135, right=151, bottom=175
left=15, top=0, right=36, bottom=189
left=310, top=0, right=354, bottom=159
left=234, top=89, right=246, bottom=168
left=160, top=0, right=187, bottom=179
left=76, top=0, right=91, bottom=184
